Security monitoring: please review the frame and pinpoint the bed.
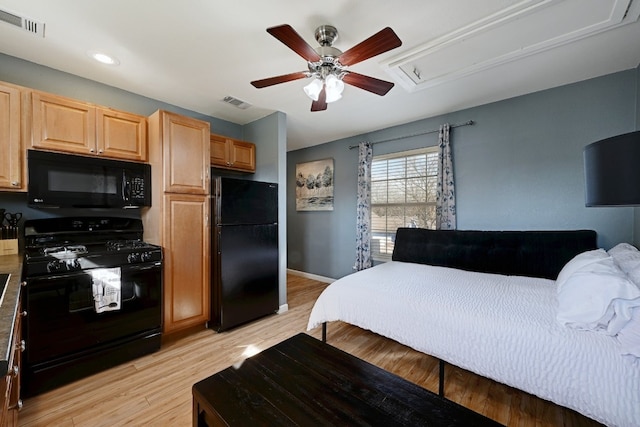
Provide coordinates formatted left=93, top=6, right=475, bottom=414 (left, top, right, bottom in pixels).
left=307, top=228, right=640, bottom=427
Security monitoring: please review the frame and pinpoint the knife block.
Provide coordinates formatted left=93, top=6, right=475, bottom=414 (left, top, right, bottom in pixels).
left=0, top=239, right=18, bottom=256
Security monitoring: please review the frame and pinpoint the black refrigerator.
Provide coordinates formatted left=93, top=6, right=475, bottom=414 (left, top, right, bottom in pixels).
left=210, top=176, right=279, bottom=332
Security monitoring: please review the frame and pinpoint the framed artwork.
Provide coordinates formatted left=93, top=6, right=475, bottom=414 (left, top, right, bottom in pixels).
left=295, top=158, right=334, bottom=211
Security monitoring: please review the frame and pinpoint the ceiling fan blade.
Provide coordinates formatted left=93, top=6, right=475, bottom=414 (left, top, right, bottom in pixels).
left=311, top=86, right=327, bottom=111
left=338, top=27, right=402, bottom=66
left=342, top=72, right=395, bottom=96
left=251, top=71, right=308, bottom=88
left=267, top=24, right=322, bottom=62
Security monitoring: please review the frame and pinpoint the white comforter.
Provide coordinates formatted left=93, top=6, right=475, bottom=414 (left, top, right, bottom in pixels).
left=307, top=261, right=640, bottom=427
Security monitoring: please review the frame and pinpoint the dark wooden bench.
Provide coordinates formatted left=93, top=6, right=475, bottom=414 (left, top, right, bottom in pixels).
left=192, top=333, right=504, bottom=426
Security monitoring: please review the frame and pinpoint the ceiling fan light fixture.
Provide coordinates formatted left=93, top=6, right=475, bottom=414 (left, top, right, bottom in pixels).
left=325, top=74, right=344, bottom=103
left=303, top=78, right=323, bottom=101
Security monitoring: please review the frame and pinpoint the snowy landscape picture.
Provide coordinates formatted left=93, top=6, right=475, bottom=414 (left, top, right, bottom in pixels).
left=295, top=159, right=334, bottom=211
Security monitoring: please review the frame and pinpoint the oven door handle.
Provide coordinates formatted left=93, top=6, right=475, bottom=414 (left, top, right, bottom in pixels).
left=25, top=262, right=161, bottom=282
left=26, top=271, right=86, bottom=282
left=122, top=262, right=162, bottom=272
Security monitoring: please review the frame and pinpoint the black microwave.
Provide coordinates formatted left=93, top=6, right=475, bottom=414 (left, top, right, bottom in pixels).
left=27, top=150, right=151, bottom=209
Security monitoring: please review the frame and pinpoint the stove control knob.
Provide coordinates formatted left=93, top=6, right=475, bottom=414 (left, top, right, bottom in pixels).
left=141, top=252, right=152, bottom=262
left=128, top=252, right=140, bottom=263
left=46, top=260, right=63, bottom=273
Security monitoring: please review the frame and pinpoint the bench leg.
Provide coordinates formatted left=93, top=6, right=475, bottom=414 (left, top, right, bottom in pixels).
left=439, top=359, right=445, bottom=397
left=322, top=322, right=327, bottom=342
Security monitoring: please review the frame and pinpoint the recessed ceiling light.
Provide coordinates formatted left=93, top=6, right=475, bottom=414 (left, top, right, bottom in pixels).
left=88, top=50, right=120, bottom=65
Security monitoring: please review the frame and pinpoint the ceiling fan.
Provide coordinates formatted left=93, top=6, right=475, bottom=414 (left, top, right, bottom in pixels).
left=251, top=24, right=402, bottom=112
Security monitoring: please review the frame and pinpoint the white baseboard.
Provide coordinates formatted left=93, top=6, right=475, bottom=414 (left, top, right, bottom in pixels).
left=287, top=268, right=335, bottom=283
left=277, top=304, right=289, bottom=314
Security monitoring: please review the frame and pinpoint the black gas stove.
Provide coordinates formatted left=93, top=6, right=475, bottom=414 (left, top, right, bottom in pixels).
left=21, top=216, right=163, bottom=397
left=23, top=217, right=162, bottom=276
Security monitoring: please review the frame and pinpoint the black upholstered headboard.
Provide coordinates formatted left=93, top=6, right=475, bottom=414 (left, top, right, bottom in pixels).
left=391, top=228, right=598, bottom=280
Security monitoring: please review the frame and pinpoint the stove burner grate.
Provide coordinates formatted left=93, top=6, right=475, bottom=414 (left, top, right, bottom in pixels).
left=42, top=245, right=88, bottom=256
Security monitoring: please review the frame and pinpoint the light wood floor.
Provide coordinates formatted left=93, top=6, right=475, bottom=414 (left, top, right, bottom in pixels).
left=18, top=274, right=603, bottom=427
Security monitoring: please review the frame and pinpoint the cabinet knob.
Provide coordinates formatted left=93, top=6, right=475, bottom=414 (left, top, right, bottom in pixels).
left=11, top=365, right=18, bottom=377
left=90, top=148, right=95, bottom=153
left=21, top=310, right=27, bottom=317
left=11, top=181, right=19, bottom=186
left=21, top=281, right=26, bottom=287
left=98, top=149, right=103, bottom=154
left=20, top=340, right=26, bottom=352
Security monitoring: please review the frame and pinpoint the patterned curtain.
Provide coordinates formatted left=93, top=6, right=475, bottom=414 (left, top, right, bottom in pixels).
left=436, top=124, right=457, bottom=230
left=354, top=141, right=373, bottom=271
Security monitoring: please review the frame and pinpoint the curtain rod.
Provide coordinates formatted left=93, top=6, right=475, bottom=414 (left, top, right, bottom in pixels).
left=348, top=120, right=474, bottom=150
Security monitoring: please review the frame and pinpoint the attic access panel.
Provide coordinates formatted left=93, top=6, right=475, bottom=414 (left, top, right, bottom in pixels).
left=383, top=0, right=639, bottom=92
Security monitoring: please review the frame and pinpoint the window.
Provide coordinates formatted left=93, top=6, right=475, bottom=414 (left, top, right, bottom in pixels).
left=371, top=147, right=439, bottom=261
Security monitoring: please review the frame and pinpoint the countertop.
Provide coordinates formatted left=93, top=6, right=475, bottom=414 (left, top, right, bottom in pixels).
left=0, top=253, right=23, bottom=375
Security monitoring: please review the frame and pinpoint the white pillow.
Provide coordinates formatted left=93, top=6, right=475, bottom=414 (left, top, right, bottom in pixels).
left=608, top=242, right=639, bottom=256
left=556, top=256, right=640, bottom=334
left=556, top=249, right=609, bottom=287
left=617, top=306, right=640, bottom=357
left=608, top=243, right=640, bottom=286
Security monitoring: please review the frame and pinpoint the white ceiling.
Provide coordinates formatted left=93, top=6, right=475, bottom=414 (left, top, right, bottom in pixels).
left=1, top=0, right=639, bottom=151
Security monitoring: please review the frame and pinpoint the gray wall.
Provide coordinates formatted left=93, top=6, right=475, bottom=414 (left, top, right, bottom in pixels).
left=243, top=112, right=289, bottom=307
left=288, top=69, right=639, bottom=280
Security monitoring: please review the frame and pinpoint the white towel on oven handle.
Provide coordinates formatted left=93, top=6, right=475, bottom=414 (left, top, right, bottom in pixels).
left=91, top=267, right=122, bottom=313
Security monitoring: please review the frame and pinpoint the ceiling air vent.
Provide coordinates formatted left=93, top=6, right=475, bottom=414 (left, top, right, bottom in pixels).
left=222, top=96, right=251, bottom=110
left=0, top=8, right=45, bottom=37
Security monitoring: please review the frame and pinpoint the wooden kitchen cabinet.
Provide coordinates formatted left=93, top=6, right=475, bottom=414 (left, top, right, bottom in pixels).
left=153, top=110, right=210, bottom=194
left=30, top=91, right=147, bottom=161
left=96, top=108, right=147, bottom=161
left=0, top=82, right=24, bottom=191
left=143, top=110, right=211, bottom=335
left=210, top=133, right=256, bottom=173
left=1, top=291, right=23, bottom=427
left=161, top=193, right=210, bottom=333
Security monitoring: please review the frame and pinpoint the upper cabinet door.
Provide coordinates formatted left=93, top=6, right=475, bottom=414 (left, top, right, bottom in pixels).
left=229, top=139, right=256, bottom=172
left=0, top=83, right=23, bottom=190
left=97, top=108, right=147, bottom=161
left=210, top=133, right=256, bottom=173
left=161, top=111, right=210, bottom=194
left=210, top=133, right=228, bottom=168
left=31, top=91, right=96, bottom=155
